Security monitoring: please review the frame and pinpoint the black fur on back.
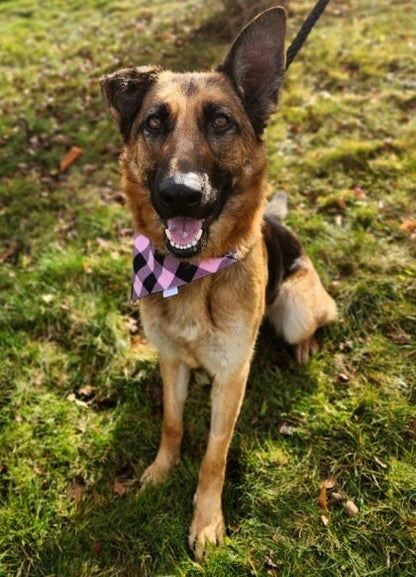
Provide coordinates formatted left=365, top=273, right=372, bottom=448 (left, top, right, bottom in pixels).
left=262, top=215, right=303, bottom=305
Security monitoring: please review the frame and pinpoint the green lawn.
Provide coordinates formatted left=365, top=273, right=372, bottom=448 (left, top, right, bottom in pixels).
left=0, top=0, right=415, bottom=575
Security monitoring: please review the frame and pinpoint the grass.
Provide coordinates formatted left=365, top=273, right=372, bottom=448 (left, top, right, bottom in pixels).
left=0, top=0, right=415, bottom=575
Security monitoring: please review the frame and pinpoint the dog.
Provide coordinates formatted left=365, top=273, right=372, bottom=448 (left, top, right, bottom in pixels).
left=100, top=7, right=336, bottom=560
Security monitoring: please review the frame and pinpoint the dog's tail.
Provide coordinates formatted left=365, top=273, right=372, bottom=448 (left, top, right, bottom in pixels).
left=264, top=191, right=288, bottom=222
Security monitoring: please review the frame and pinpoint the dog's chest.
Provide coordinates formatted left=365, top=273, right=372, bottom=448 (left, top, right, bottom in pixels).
left=139, top=281, right=248, bottom=374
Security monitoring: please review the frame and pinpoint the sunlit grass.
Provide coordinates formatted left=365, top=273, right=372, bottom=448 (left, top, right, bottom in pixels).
left=0, top=0, right=415, bottom=575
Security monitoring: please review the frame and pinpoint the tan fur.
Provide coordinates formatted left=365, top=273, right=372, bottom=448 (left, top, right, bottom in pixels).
left=266, top=255, right=337, bottom=363
left=100, top=7, right=336, bottom=560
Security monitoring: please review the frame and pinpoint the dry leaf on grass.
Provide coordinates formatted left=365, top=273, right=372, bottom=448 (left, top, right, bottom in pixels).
left=78, top=385, right=95, bottom=398
left=264, top=555, right=280, bottom=576
left=114, top=476, right=136, bottom=496
left=60, top=146, right=83, bottom=172
left=321, top=514, right=329, bottom=527
left=278, top=422, right=294, bottom=436
left=351, top=187, right=366, bottom=200
left=399, top=221, right=416, bottom=234
left=318, top=478, right=337, bottom=513
left=67, top=393, right=89, bottom=408
left=406, top=419, right=416, bottom=440
left=344, top=499, right=359, bottom=517
left=67, top=478, right=86, bottom=500
left=0, top=241, right=19, bottom=263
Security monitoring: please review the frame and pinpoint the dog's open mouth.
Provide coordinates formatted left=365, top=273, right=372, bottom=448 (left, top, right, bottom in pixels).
left=165, top=216, right=206, bottom=257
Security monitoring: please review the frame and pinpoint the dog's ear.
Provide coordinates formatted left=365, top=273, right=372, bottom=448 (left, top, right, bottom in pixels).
left=100, top=65, right=163, bottom=141
left=217, top=7, right=286, bottom=135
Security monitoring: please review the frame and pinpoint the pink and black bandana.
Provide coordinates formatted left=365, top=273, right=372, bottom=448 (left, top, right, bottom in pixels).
left=131, top=234, right=238, bottom=301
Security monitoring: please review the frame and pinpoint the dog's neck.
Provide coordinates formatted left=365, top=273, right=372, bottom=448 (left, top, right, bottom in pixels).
left=131, top=234, right=238, bottom=300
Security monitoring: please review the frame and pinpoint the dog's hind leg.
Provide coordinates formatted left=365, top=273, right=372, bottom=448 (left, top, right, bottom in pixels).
left=140, top=357, right=190, bottom=486
left=266, top=255, right=337, bottom=364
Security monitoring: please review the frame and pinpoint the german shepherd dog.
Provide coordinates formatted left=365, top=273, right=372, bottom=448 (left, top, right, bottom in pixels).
left=101, top=7, right=336, bottom=560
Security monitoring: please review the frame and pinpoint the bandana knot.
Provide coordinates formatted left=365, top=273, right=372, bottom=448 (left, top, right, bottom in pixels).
left=131, top=234, right=237, bottom=301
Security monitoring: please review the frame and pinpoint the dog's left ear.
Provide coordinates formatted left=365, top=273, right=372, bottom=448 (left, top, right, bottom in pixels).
left=217, top=7, right=286, bottom=135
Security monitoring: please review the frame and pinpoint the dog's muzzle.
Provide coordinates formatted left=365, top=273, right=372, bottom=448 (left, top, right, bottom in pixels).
left=152, top=171, right=219, bottom=258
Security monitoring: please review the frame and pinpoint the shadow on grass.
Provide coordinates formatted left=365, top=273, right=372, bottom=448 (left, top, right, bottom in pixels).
left=32, top=325, right=322, bottom=576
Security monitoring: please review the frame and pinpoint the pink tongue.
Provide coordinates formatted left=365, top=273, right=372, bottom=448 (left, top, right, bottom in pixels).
left=167, top=217, right=203, bottom=245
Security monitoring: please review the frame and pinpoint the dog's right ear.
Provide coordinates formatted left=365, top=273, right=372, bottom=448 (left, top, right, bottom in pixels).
left=217, top=8, right=286, bottom=135
left=100, top=65, right=163, bottom=142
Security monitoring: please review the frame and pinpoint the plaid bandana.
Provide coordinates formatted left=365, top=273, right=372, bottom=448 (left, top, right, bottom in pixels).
left=131, top=234, right=238, bottom=301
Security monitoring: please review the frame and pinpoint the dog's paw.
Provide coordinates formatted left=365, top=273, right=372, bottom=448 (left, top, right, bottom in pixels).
left=139, top=459, right=171, bottom=489
left=294, top=336, right=318, bottom=364
left=188, top=509, right=225, bottom=562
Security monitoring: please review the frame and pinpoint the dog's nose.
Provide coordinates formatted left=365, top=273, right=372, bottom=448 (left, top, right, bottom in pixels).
left=158, top=177, right=202, bottom=211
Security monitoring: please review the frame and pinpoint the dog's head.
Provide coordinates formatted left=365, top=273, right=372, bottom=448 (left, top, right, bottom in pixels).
left=101, top=8, right=286, bottom=259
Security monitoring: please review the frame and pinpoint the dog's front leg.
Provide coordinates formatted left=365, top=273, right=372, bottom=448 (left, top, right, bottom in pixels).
left=189, top=360, right=250, bottom=561
left=140, top=356, right=190, bottom=486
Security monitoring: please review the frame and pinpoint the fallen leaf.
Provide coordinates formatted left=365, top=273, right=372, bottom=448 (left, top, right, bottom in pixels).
left=114, top=476, right=136, bottom=496
left=264, top=556, right=278, bottom=569
left=264, top=555, right=280, bottom=576
left=78, top=385, right=95, bottom=398
left=388, top=330, right=411, bottom=344
left=0, top=240, right=19, bottom=263
left=400, top=221, right=416, bottom=234
left=321, top=514, right=329, bottom=527
left=41, top=294, right=55, bottom=304
left=344, top=499, right=359, bottom=517
left=406, top=419, right=416, bottom=440
left=351, top=187, right=366, bottom=200
left=60, top=146, right=83, bottom=172
left=322, top=478, right=337, bottom=490
left=278, top=422, right=294, bottom=436
left=67, top=393, right=89, bottom=409
left=319, top=478, right=337, bottom=512
left=336, top=197, right=347, bottom=210
left=318, top=485, right=328, bottom=512
left=330, top=491, right=344, bottom=503
left=67, top=478, right=86, bottom=500
left=97, top=237, right=110, bottom=248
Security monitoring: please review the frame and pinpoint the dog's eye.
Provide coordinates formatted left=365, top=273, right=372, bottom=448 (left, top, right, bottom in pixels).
left=212, top=114, right=231, bottom=133
left=145, top=115, right=163, bottom=133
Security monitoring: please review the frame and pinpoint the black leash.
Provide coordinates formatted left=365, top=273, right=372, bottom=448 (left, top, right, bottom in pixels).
left=285, top=0, right=331, bottom=70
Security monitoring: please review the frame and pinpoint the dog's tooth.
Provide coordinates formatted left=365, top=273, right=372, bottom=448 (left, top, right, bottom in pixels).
left=170, top=238, right=203, bottom=251
left=165, top=229, right=172, bottom=241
